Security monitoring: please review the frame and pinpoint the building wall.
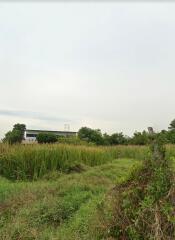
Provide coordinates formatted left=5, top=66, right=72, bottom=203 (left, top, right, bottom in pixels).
left=24, top=130, right=77, bottom=142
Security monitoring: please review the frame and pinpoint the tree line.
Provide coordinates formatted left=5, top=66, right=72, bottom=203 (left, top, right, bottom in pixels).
left=77, top=119, right=175, bottom=145
left=2, top=119, right=175, bottom=145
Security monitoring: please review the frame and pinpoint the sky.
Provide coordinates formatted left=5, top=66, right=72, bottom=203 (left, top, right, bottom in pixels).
left=0, top=1, right=175, bottom=139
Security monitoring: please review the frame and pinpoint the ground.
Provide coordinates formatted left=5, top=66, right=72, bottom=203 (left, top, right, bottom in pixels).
left=0, top=158, right=139, bottom=240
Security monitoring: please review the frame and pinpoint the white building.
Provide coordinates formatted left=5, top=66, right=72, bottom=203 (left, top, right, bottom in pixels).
left=24, top=129, right=77, bottom=142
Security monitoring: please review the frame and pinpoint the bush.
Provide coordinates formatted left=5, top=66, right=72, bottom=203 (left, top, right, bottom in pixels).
left=78, top=127, right=104, bottom=145
left=3, top=130, right=22, bottom=144
left=3, top=123, right=26, bottom=144
left=130, top=131, right=149, bottom=145
left=109, top=132, right=128, bottom=145
left=36, top=133, right=57, bottom=144
left=101, top=140, right=174, bottom=240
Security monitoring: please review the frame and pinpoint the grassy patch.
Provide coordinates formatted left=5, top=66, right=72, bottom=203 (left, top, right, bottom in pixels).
left=0, top=143, right=174, bottom=239
left=0, top=158, right=138, bottom=240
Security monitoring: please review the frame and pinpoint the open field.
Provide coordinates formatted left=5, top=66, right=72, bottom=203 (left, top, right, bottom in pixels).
left=0, top=144, right=175, bottom=239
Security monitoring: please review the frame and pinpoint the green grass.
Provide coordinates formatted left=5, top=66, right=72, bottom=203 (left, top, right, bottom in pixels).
left=0, top=143, right=174, bottom=239
left=0, top=143, right=174, bottom=180
left=99, top=143, right=175, bottom=239
left=0, top=143, right=151, bottom=180
left=172, top=157, right=175, bottom=170
left=0, top=158, right=139, bottom=240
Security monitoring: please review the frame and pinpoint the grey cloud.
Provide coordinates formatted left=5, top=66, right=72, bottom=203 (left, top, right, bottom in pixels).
left=0, top=109, right=73, bottom=123
left=0, top=2, right=175, bottom=136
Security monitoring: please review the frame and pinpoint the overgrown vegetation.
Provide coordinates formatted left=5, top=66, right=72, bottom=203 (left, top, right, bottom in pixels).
left=36, top=132, right=57, bottom=144
left=0, top=132, right=175, bottom=239
left=3, top=123, right=26, bottom=144
left=97, top=138, right=175, bottom=239
left=0, top=143, right=174, bottom=181
left=77, top=118, right=175, bottom=145
left=0, top=158, right=138, bottom=240
left=0, top=143, right=150, bottom=180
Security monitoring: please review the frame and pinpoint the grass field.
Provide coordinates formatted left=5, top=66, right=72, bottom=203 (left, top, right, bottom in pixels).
left=0, top=144, right=150, bottom=180
left=0, top=143, right=174, bottom=239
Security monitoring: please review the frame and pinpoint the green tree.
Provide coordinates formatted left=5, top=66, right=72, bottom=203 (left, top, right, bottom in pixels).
left=13, top=123, right=26, bottom=136
left=36, top=133, right=57, bottom=144
left=3, top=130, right=22, bottom=144
left=103, top=133, right=111, bottom=145
left=156, top=130, right=169, bottom=144
left=109, top=132, right=127, bottom=145
left=78, top=127, right=103, bottom=145
left=3, top=123, right=26, bottom=144
left=167, top=119, right=175, bottom=143
left=131, top=131, right=149, bottom=145
left=168, top=119, right=175, bottom=130
left=167, top=130, right=175, bottom=144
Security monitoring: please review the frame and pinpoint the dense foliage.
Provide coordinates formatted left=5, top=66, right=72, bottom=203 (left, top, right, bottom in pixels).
left=36, top=132, right=57, bottom=144
left=169, top=119, right=175, bottom=130
left=78, top=119, right=175, bottom=146
left=3, top=123, right=26, bottom=144
left=0, top=140, right=174, bottom=239
left=99, top=138, right=174, bottom=239
left=78, top=127, right=104, bottom=145
left=130, top=130, right=150, bottom=145
left=0, top=144, right=149, bottom=180
left=0, top=143, right=174, bottom=181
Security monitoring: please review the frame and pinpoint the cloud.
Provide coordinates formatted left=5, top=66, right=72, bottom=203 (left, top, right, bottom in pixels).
left=0, top=109, right=73, bottom=123
left=0, top=2, right=175, bottom=137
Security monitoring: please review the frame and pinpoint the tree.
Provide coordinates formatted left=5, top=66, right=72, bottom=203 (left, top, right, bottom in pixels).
left=3, top=130, right=22, bottom=144
left=3, top=123, right=26, bottom=144
left=78, top=127, right=104, bottom=145
left=168, top=119, right=175, bottom=131
left=130, top=131, right=149, bottom=145
left=103, top=133, right=111, bottom=145
left=36, top=133, right=57, bottom=144
left=156, top=130, right=169, bottom=144
left=13, top=123, right=26, bottom=140
left=166, top=119, right=175, bottom=144
left=109, top=132, right=127, bottom=145
left=167, top=130, right=175, bottom=144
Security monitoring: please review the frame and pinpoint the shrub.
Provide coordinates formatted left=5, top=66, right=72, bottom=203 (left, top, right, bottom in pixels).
left=3, top=123, right=26, bottom=144
left=130, top=131, right=149, bottom=145
left=3, top=130, right=22, bottom=144
left=99, top=139, right=174, bottom=239
left=36, top=133, right=57, bottom=144
left=78, top=127, right=104, bottom=145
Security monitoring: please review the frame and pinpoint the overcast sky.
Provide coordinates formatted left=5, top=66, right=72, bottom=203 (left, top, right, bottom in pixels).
left=0, top=2, right=175, bottom=138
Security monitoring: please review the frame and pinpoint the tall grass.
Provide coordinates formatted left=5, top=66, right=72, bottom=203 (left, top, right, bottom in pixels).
left=0, top=143, right=174, bottom=180
left=0, top=144, right=112, bottom=180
